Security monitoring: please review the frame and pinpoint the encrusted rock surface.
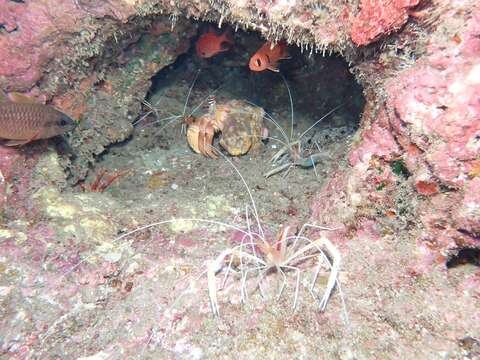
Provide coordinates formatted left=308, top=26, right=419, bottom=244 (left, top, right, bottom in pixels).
left=1, top=1, right=197, bottom=182
left=346, top=0, right=480, bottom=265
left=351, top=0, right=420, bottom=46
left=0, top=0, right=479, bottom=358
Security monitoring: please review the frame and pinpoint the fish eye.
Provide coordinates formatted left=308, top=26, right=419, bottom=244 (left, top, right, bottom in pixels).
left=59, top=119, right=68, bottom=126
left=256, top=59, right=262, bottom=67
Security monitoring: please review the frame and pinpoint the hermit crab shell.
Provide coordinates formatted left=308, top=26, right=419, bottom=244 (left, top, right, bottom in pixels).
left=186, top=99, right=264, bottom=157
left=218, top=100, right=264, bottom=156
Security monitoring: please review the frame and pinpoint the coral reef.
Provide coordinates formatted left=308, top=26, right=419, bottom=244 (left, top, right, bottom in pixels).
left=65, top=17, right=196, bottom=182
left=0, top=0, right=479, bottom=358
left=1, top=1, right=196, bottom=182
left=346, top=0, right=480, bottom=266
left=351, top=0, right=420, bottom=46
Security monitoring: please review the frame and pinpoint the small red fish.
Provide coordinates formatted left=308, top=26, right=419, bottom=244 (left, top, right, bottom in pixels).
left=195, top=28, right=234, bottom=58
left=0, top=91, right=76, bottom=146
left=249, top=41, right=290, bottom=72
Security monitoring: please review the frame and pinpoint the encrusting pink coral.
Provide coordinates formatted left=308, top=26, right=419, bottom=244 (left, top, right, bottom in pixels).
left=351, top=0, right=421, bottom=45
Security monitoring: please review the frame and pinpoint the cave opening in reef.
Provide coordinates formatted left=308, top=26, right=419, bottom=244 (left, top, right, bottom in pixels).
left=138, top=22, right=365, bottom=159
left=446, top=248, right=480, bottom=269
left=83, top=20, right=366, bottom=228
left=121, top=21, right=365, bottom=173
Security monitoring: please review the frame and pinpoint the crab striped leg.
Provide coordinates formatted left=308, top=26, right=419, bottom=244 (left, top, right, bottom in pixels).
left=197, top=117, right=208, bottom=156
left=195, top=117, right=217, bottom=158
left=204, top=131, right=218, bottom=158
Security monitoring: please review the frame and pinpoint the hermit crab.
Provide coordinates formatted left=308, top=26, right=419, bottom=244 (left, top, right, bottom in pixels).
left=186, top=98, right=265, bottom=158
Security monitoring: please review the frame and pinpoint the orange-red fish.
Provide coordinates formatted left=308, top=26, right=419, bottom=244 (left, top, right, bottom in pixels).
left=0, top=91, right=76, bottom=146
left=249, top=41, right=290, bottom=72
left=195, top=28, right=234, bottom=58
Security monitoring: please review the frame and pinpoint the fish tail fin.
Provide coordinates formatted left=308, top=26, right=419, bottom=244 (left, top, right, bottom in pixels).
left=267, top=65, right=280, bottom=72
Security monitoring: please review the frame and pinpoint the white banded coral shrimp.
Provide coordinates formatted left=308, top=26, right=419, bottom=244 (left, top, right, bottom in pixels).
left=201, top=147, right=347, bottom=318
left=244, top=72, right=348, bottom=178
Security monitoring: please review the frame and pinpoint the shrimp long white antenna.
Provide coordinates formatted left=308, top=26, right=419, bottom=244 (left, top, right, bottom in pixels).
left=206, top=144, right=265, bottom=241
left=150, top=87, right=225, bottom=133
left=279, top=72, right=294, bottom=140
left=132, top=111, right=152, bottom=127
left=298, top=102, right=346, bottom=141
left=244, top=99, right=290, bottom=144
left=138, top=114, right=180, bottom=129
left=134, top=69, right=201, bottom=129
left=54, top=218, right=258, bottom=283
left=182, top=69, right=201, bottom=116
left=133, top=99, right=160, bottom=127
left=263, top=111, right=290, bottom=144
left=154, top=115, right=185, bottom=133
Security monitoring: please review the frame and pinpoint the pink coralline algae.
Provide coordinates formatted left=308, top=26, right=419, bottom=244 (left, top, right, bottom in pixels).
left=0, top=146, right=40, bottom=218
left=342, top=3, right=480, bottom=265
left=349, top=103, right=401, bottom=165
left=0, top=1, right=135, bottom=91
left=351, top=0, right=420, bottom=45
left=386, top=9, right=480, bottom=252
